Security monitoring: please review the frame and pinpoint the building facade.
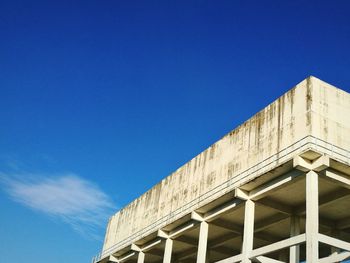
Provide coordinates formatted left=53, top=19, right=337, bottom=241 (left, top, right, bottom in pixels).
left=93, top=76, right=350, bottom=263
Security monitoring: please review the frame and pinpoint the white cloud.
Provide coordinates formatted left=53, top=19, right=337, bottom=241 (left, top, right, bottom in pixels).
left=0, top=173, right=115, bottom=240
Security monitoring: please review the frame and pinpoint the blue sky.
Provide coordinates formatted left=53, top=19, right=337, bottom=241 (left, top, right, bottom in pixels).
left=1, top=1, right=350, bottom=262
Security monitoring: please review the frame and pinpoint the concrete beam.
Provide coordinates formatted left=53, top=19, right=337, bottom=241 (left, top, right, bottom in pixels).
left=159, top=223, right=199, bottom=243
left=323, top=169, right=350, bottom=189
left=216, top=235, right=306, bottom=263
left=118, top=252, right=136, bottom=262
left=109, top=255, right=119, bottom=263
left=250, top=234, right=306, bottom=258
left=192, top=211, right=205, bottom=222
left=235, top=188, right=249, bottom=200
left=131, top=244, right=141, bottom=252
left=169, top=221, right=198, bottom=239
left=253, top=256, right=285, bottom=263
left=319, top=251, right=350, bottom=263
left=318, top=233, right=350, bottom=251
left=312, top=155, right=331, bottom=172
left=293, top=155, right=329, bottom=172
left=204, top=199, right=243, bottom=222
left=293, top=155, right=313, bottom=172
left=249, top=170, right=302, bottom=201
left=157, top=229, right=169, bottom=239
left=141, top=238, right=163, bottom=252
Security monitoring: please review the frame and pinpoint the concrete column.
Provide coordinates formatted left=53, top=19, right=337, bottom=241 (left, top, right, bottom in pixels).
left=196, top=221, right=209, bottom=263
left=306, top=170, right=319, bottom=263
left=163, top=238, right=173, bottom=263
left=137, top=251, right=145, bottom=263
left=289, top=215, right=300, bottom=263
left=242, top=199, right=255, bottom=263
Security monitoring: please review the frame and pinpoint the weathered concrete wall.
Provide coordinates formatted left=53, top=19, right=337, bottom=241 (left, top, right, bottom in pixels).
left=309, top=77, right=350, bottom=151
left=102, top=77, right=350, bottom=252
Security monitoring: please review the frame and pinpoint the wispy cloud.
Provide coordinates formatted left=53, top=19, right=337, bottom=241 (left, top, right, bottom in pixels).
left=0, top=173, right=115, bottom=240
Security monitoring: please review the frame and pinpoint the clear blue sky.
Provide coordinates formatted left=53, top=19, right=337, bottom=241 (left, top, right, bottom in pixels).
left=1, top=1, right=350, bottom=262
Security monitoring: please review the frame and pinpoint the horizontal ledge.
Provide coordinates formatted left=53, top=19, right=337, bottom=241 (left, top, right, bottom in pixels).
left=318, top=233, right=350, bottom=251
left=141, top=238, right=162, bottom=252
left=250, top=234, right=306, bottom=258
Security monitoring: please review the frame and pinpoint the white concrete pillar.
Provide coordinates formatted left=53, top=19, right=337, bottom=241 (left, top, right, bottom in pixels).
left=289, top=215, right=300, bottom=263
left=163, top=238, right=173, bottom=263
left=306, top=170, right=319, bottom=263
left=242, top=199, right=255, bottom=263
left=196, top=221, right=209, bottom=263
left=137, top=251, right=145, bottom=263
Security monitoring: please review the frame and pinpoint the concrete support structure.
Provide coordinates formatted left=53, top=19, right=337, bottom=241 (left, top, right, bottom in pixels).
left=305, top=170, right=319, bottom=262
left=289, top=216, right=300, bottom=263
left=163, top=239, right=173, bottom=263
left=137, top=252, right=145, bottom=263
left=93, top=77, right=350, bottom=263
left=196, top=221, right=209, bottom=263
left=242, top=200, right=255, bottom=263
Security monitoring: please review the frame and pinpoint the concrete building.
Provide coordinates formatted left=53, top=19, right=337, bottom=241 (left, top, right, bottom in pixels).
left=93, top=76, right=350, bottom=263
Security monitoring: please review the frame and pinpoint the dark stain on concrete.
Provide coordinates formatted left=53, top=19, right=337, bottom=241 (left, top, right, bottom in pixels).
left=306, top=77, right=313, bottom=127
left=206, top=171, right=216, bottom=186
left=209, top=145, right=216, bottom=160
